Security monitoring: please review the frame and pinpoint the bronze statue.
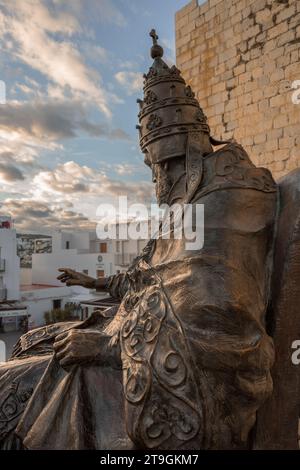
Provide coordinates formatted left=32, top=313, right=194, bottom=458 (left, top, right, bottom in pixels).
left=0, top=30, right=299, bottom=450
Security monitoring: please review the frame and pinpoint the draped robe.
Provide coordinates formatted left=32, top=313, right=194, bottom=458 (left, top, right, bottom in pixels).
left=0, top=143, right=277, bottom=450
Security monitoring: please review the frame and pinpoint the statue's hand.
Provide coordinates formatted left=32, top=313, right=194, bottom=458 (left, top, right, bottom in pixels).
left=57, top=268, right=96, bottom=289
left=53, top=329, right=116, bottom=368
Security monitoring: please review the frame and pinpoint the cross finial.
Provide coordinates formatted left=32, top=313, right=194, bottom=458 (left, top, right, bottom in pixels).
left=149, top=28, right=163, bottom=59
left=150, top=29, right=158, bottom=45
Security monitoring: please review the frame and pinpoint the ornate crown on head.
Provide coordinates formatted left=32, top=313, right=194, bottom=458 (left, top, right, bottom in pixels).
left=136, top=29, right=212, bottom=165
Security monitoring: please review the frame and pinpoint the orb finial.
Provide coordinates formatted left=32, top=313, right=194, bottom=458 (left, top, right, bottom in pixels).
left=149, top=28, right=163, bottom=59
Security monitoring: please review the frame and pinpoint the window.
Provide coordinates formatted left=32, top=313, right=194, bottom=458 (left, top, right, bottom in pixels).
left=83, top=269, right=88, bottom=275
left=116, top=241, right=120, bottom=253
left=65, top=241, right=70, bottom=250
left=99, top=242, right=107, bottom=253
left=53, top=299, right=61, bottom=310
left=97, top=269, right=105, bottom=278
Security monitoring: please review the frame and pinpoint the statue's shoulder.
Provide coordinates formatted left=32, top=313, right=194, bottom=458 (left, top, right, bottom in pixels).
left=196, top=141, right=277, bottom=198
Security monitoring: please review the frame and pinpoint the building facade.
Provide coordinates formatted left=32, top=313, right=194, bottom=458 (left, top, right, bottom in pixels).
left=17, top=233, right=52, bottom=268
left=0, top=216, right=20, bottom=302
left=111, top=221, right=148, bottom=273
left=24, top=227, right=149, bottom=326
left=0, top=223, right=150, bottom=335
left=31, top=230, right=115, bottom=287
left=19, top=284, right=74, bottom=328
left=0, top=216, right=28, bottom=334
left=176, top=0, right=300, bottom=180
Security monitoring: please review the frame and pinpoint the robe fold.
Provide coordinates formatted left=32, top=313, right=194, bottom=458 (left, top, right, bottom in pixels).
left=0, top=143, right=278, bottom=449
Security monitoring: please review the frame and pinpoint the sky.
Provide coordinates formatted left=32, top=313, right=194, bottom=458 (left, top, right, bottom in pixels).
left=0, top=0, right=193, bottom=233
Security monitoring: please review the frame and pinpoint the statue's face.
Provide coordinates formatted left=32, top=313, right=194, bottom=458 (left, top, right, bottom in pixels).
left=151, top=156, right=186, bottom=206
left=152, top=162, right=173, bottom=206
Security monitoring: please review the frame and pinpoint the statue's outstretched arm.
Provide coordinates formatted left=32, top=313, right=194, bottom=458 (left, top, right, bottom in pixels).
left=58, top=238, right=154, bottom=299
left=57, top=268, right=97, bottom=289
left=95, top=238, right=155, bottom=299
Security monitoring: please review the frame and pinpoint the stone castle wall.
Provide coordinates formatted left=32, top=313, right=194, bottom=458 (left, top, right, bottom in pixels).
left=175, top=0, right=300, bottom=179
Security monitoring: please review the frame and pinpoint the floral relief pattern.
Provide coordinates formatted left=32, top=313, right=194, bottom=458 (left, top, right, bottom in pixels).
left=120, top=261, right=202, bottom=449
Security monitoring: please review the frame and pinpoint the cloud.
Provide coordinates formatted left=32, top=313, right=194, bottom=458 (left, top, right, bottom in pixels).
left=115, top=71, right=143, bottom=95
left=0, top=149, right=35, bottom=165
left=82, top=44, right=108, bottom=63
left=0, top=198, right=94, bottom=231
left=114, top=163, right=138, bottom=175
left=14, top=83, right=39, bottom=96
left=118, top=60, right=139, bottom=70
left=81, top=0, right=127, bottom=28
left=0, top=148, right=45, bottom=191
left=0, top=162, right=24, bottom=182
left=0, top=158, right=154, bottom=230
left=0, top=99, right=130, bottom=143
left=0, top=0, right=152, bottom=232
left=109, top=128, right=130, bottom=140
left=33, top=160, right=153, bottom=201
left=33, top=161, right=93, bottom=194
left=52, top=0, right=127, bottom=28
left=0, top=0, right=116, bottom=117
left=96, top=0, right=127, bottom=27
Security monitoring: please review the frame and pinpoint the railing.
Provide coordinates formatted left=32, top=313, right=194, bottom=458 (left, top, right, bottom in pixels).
left=0, top=259, right=5, bottom=272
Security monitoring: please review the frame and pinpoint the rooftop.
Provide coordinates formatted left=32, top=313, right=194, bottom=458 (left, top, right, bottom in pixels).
left=20, top=284, right=60, bottom=291
left=0, top=301, right=27, bottom=311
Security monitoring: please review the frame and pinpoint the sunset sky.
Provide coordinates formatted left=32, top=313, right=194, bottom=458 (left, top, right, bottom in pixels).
left=0, top=0, right=194, bottom=232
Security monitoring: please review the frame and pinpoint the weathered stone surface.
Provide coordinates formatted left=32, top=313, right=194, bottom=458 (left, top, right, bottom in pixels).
left=176, top=0, right=300, bottom=179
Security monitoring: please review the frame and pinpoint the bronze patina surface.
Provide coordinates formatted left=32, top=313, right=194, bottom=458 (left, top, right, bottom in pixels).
left=0, top=30, right=298, bottom=450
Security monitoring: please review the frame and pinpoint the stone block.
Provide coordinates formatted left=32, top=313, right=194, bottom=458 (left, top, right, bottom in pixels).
left=254, top=133, right=267, bottom=144
left=176, top=14, right=190, bottom=31
left=242, top=24, right=261, bottom=41
left=275, top=4, right=296, bottom=23
left=268, top=21, right=288, bottom=40
left=256, top=8, right=272, bottom=24
left=277, top=30, right=295, bottom=47
left=181, top=20, right=197, bottom=37
left=258, top=98, right=270, bottom=112
left=176, top=0, right=199, bottom=21
left=270, top=94, right=286, bottom=108
left=251, top=0, right=267, bottom=14
left=252, top=88, right=264, bottom=102
left=273, top=114, right=289, bottom=129
left=234, top=63, right=246, bottom=76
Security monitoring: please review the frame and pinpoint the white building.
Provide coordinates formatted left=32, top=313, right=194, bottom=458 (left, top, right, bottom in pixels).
left=19, top=284, right=72, bottom=328
left=17, top=233, right=52, bottom=268
left=1, top=222, right=150, bottom=332
left=0, top=216, right=20, bottom=301
left=79, top=222, right=149, bottom=318
left=111, top=221, right=149, bottom=273
left=19, top=230, right=114, bottom=328
left=31, top=230, right=115, bottom=287
left=0, top=216, right=28, bottom=333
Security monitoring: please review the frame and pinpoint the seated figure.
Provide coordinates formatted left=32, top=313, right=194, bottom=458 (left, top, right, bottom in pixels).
left=0, top=30, right=294, bottom=450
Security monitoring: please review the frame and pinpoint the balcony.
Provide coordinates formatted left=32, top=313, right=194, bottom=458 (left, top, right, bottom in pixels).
left=0, top=287, right=7, bottom=301
left=0, top=259, right=5, bottom=272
